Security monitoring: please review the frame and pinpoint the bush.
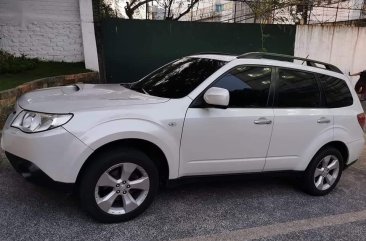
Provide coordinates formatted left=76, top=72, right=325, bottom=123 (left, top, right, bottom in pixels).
left=0, top=51, right=38, bottom=74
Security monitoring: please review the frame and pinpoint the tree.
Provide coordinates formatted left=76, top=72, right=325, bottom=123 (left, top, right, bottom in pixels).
left=93, top=0, right=118, bottom=19
left=124, top=0, right=200, bottom=20
left=125, top=0, right=154, bottom=19
left=233, top=0, right=310, bottom=24
left=160, top=0, right=200, bottom=20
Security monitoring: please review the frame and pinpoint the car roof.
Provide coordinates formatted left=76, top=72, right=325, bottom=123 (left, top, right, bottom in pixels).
left=190, top=52, right=344, bottom=77
left=189, top=54, right=237, bottom=62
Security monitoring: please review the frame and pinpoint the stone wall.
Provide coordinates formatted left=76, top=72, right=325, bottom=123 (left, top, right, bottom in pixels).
left=0, top=72, right=99, bottom=128
left=0, top=0, right=84, bottom=62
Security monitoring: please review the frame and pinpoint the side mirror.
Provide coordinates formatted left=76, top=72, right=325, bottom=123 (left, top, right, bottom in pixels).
left=203, top=87, right=229, bottom=108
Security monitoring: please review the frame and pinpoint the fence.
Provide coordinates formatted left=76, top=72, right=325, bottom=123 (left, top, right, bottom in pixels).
left=99, top=19, right=296, bottom=83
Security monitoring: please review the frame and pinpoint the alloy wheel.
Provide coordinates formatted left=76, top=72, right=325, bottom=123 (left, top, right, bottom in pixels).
left=94, top=162, right=150, bottom=215
left=313, top=155, right=340, bottom=191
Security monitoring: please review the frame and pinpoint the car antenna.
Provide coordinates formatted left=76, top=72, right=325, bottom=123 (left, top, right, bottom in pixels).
left=301, top=55, right=309, bottom=65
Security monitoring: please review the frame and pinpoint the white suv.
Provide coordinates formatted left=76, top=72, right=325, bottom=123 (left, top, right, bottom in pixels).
left=1, top=52, right=365, bottom=222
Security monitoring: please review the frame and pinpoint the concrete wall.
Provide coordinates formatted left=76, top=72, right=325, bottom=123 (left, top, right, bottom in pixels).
left=0, top=0, right=83, bottom=62
left=79, top=0, right=99, bottom=71
left=309, top=0, right=365, bottom=24
left=294, top=25, right=366, bottom=86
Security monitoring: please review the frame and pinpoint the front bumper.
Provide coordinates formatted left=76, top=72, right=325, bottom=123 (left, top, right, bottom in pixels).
left=1, top=113, right=93, bottom=183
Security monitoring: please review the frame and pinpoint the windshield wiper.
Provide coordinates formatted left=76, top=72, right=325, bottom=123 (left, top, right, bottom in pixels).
left=142, top=88, right=150, bottom=95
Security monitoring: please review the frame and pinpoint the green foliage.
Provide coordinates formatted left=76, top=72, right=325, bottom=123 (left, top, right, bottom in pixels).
left=0, top=61, right=90, bottom=91
left=93, top=0, right=119, bottom=19
left=0, top=51, right=38, bottom=74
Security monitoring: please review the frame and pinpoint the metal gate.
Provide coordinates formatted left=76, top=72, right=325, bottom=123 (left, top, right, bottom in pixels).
left=99, top=19, right=296, bottom=83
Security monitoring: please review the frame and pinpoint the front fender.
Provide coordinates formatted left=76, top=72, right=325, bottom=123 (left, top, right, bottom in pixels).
left=72, top=119, right=180, bottom=179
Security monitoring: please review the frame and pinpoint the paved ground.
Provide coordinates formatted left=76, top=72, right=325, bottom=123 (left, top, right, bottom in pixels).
left=1, top=147, right=366, bottom=241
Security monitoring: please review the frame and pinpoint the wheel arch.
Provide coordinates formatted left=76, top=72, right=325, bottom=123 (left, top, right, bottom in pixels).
left=307, top=141, right=349, bottom=170
left=75, top=138, right=170, bottom=187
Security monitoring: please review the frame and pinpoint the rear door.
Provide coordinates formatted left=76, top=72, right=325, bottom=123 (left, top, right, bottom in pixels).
left=264, top=67, right=333, bottom=171
left=318, top=74, right=364, bottom=163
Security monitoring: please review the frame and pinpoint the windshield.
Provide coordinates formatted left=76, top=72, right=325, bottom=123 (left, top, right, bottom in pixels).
left=129, top=57, right=227, bottom=98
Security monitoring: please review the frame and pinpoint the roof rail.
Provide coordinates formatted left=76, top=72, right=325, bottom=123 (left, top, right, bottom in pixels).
left=237, top=52, right=343, bottom=74
left=193, top=52, right=235, bottom=56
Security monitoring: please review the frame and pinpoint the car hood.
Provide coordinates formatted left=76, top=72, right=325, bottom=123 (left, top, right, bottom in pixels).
left=17, top=83, right=169, bottom=113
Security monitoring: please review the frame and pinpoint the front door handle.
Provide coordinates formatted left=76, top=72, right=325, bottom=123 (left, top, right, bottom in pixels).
left=317, top=117, right=331, bottom=124
left=254, top=117, right=272, bottom=125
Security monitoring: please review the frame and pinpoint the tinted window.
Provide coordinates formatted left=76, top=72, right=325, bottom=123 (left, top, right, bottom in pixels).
left=275, top=69, right=320, bottom=108
left=318, top=74, right=353, bottom=108
left=129, top=57, right=226, bottom=98
left=212, top=66, right=272, bottom=108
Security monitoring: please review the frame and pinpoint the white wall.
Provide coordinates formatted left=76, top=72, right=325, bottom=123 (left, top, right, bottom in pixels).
left=294, top=25, right=366, bottom=86
left=79, top=0, right=99, bottom=71
left=0, top=0, right=84, bottom=62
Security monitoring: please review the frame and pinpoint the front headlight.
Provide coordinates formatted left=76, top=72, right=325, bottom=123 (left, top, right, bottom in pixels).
left=11, top=111, right=73, bottom=133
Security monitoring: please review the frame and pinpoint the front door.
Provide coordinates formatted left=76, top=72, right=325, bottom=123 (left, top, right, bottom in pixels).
left=180, top=65, right=275, bottom=176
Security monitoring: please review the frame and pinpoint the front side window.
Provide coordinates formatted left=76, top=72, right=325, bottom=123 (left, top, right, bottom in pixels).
left=129, top=57, right=226, bottom=98
left=275, top=68, right=321, bottom=108
left=318, top=74, right=353, bottom=108
left=212, top=66, right=272, bottom=108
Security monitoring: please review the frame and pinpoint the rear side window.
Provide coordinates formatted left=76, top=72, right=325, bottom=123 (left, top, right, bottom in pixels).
left=318, top=74, right=353, bottom=108
left=212, top=66, right=272, bottom=108
left=275, top=68, right=321, bottom=108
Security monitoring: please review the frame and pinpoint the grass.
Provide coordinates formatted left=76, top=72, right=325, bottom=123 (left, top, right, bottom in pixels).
left=0, top=61, right=91, bottom=91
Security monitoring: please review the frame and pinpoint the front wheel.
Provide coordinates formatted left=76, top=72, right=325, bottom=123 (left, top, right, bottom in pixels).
left=79, top=148, right=159, bottom=223
left=302, top=147, right=343, bottom=196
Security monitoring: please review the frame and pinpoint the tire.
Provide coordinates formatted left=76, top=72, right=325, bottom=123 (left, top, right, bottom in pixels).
left=79, top=147, right=159, bottom=223
left=302, top=147, right=343, bottom=196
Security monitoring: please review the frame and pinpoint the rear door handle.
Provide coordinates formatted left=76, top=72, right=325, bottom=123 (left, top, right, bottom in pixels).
left=254, top=117, right=272, bottom=125
left=317, top=117, right=331, bottom=124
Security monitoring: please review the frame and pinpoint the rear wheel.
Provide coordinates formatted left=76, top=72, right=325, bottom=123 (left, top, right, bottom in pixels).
left=79, top=148, right=159, bottom=223
left=302, top=147, right=343, bottom=196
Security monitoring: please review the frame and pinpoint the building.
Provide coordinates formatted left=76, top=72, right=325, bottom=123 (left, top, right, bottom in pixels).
left=102, top=0, right=255, bottom=23
left=180, top=0, right=255, bottom=23
left=274, top=0, right=366, bottom=24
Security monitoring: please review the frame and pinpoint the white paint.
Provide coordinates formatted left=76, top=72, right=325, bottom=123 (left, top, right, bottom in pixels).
left=294, top=25, right=366, bottom=86
left=79, top=0, right=99, bottom=71
left=0, top=0, right=84, bottom=62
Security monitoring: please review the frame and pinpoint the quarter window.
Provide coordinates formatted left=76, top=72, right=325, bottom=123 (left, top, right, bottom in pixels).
left=318, top=74, right=353, bottom=108
left=212, top=66, right=272, bottom=108
left=275, top=69, right=321, bottom=108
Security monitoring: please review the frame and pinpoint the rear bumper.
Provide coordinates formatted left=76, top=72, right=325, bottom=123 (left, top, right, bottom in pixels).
left=347, top=138, right=365, bottom=166
left=344, top=158, right=358, bottom=169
